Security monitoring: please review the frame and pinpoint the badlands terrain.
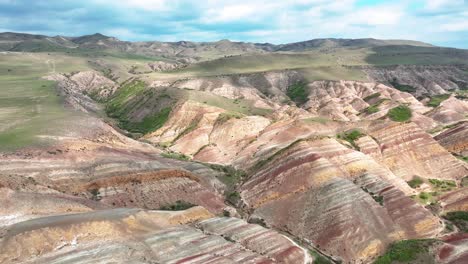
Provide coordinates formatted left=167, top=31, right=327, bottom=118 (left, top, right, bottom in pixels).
left=0, top=32, right=467, bottom=263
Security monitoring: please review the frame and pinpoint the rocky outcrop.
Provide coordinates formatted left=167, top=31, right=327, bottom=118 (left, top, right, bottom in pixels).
left=239, top=138, right=441, bottom=263
left=305, top=80, right=432, bottom=124
left=427, top=97, right=468, bottom=125
left=439, top=187, right=468, bottom=213
left=437, top=234, right=468, bottom=264
left=148, top=60, right=186, bottom=72
left=170, top=70, right=302, bottom=103
left=360, top=122, right=467, bottom=181
left=435, top=121, right=468, bottom=156
left=362, top=65, right=468, bottom=96
left=0, top=207, right=310, bottom=263
left=0, top=149, right=228, bottom=214
left=45, top=71, right=116, bottom=113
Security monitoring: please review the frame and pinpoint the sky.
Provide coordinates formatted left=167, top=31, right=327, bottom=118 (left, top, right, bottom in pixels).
left=0, top=0, right=467, bottom=48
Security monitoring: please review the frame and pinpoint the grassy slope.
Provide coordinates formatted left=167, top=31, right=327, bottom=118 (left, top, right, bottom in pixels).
left=0, top=53, right=90, bottom=150
left=0, top=52, right=161, bottom=150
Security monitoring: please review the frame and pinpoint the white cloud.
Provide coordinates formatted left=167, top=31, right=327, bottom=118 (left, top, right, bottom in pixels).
left=94, top=0, right=173, bottom=11
left=203, top=4, right=257, bottom=23
left=351, top=6, right=404, bottom=25
left=425, top=0, right=465, bottom=10
left=440, top=21, right=468, bottom=32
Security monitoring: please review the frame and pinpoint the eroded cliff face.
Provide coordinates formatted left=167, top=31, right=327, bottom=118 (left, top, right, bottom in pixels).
left=238, top=138, right=442, bottom=263
left=362, top=65, right=468, bottom=96
left=360, top=122, right=467, bottom=181
left=0, top=206, right=310, bottom=263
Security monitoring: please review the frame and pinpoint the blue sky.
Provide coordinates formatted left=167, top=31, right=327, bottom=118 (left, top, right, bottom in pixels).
left=0, top=0, right=467, bottom=48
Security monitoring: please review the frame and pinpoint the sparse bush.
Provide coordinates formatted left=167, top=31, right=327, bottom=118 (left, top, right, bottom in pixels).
left=215, top=112, right=243, bottom=125
left=161, top=151, right=190, bottom=161
left=428, top=178, right=456, bottom=192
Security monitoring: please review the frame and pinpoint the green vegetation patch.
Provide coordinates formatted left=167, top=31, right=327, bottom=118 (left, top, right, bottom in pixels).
left=159, top=200, right=195, bottom=211
left=301, top=116, right=330, bottom=124
left=407, top=176, right=424, bottom=189
left=411, top=191, right=438, bottom=205
left=215, top=112, right=243, bottom=126
left=226, top=191, right=241, bottom=205
left=309, top=250, right=333, bottom=264
left=462, top=176, right=468, bottom=187
left=119, top=107, right=171, bottom=134
left=374, top=239, right=437, bottom=264
left=387, top=105, right=412, bottom=122
left=106, top=79, right=147, bottom=115
left=389, top=79, right=417, bottom=93
left=428, top=178, right=456, bottom=192
left=205, top=163, right=247, bottom=189
left=363, top=92, right=381, bottom=102
left=443, top=211, right=468, bottom=232
left=105, top=80, right=173, bottom=134
left=161, top=151, right=191, bottom=161
left=173, top=116, right=202, bottom=142
left=287, top=81, right=309, bottom=105
left=427, top=94, right=450, bottom=107
left=363, top=98, right=389, bottom=114
left=337, top=129, right=364, bottom=150
left=456, top=155, right=468, bottom=163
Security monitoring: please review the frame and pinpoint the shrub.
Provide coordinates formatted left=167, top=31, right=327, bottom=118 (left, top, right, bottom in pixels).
left=428, top=178, right=456, bottom=192
left=443, top=211, right=468, bottom=232
left=207, top=164, right=247, bottom=189
left=161, top=151, right=190, bottom=161
left=366, top=104, right=380, bottom=114
left=419, top=192, right=429, bottom=200
left=227, top=191, right=241, bottom=205
left=462, top=176, right=468, bottom=187
left=215, top=112, right=243, bottom=125
left=337, top=129, right=364, bottom=149
left=363, top=92, right=381, bottom=102
left=159, top=200, right=195, bottom=211
left=388, top=105, right=412, bottom=122
left=287, top=81, right=309, bottom=105
left=389, top=79, right=416, bottom=93
left=407, top=176, right=424, bottom=188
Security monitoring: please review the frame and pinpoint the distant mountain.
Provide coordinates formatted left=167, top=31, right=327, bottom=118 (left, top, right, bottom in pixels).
left=0, top=32, right=437, bottom=59
left=274, top=38, right=433, bottom=51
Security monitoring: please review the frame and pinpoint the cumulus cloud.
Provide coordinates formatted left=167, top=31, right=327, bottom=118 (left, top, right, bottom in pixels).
left=0, top=0, right=466, bottom=48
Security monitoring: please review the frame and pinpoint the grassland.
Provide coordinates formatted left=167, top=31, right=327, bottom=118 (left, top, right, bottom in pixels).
left=0, top=53, right=90, bottom=150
